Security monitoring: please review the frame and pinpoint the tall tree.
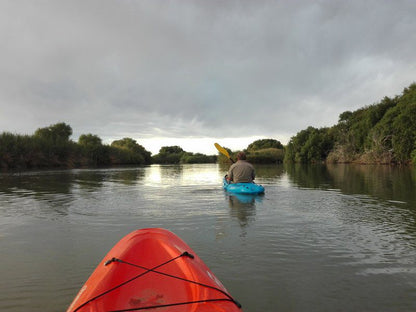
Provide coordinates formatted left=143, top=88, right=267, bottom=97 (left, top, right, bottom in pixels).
left=78, top=134, right=106, bottom=165
left=111, top=138, right=151, bottom=164
left=34, top=122, right=72, bottom=143
left=247, top=139, right=283, bottom=151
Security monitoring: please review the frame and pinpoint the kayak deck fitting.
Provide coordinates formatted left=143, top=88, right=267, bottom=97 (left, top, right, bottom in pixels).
left=67, top=228, right=242, bottom=312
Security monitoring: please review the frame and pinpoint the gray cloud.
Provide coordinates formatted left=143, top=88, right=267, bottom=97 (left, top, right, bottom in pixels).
left=1, top=0, right=415, bottom=152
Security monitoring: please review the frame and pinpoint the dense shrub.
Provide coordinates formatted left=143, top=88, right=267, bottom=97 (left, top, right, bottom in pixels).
left=111, top=138, right=151, bottom=165
left=0, top=123, right=152, bottom=170
left=286, top=83, right=416, bottom=164
left=247, top=139, right=283, bottom=151
left=247, top=148, right=284, bottom=163
left=152, top=146, right=185, bottom=164
left=180, top=153, right=217, bottom=164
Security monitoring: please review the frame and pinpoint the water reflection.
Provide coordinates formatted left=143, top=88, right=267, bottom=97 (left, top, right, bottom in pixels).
left=284, top=163, right=333, bottom=189
left=285, top=163, right=416, bottom=205
left=285, top=163, right=416, bottom=241
left=0, top=167, right=148, bottom=195
left=74, top=170, right=105, bottom=191
left=227, top=194, right=263, bottom=229
left=160, top=165, right=183, bottom=180
left=0, top=171, right=74, bottom=196
left=326, top=164, right=416, bottom=204
left=146, top=164, right=222, bottom=187
left=0, top=167, right=149, bottom=219
left=2, top=164, right=416, bottom=312
left=106, top=167, right=146, bottom=185
left=144, top=165, right=183, bottom=186
left=255, top=164, right=286, bottom=182
left=0, top=171, right=76, bottom=218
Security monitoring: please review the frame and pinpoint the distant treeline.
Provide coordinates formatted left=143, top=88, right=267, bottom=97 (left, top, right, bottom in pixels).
left=285, top=83, right=416, bottom=165
left=152, top=146, right=217, bottom=164
left=0, top=123, right=218, bottom=170
left=2, top=83, right=414, bottom=170
left=0, top=121, right=283, bottom=170
left=0, top=123, right=153, bottom=170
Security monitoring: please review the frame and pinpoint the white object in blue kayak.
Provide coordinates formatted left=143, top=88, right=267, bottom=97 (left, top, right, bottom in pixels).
left=223, top=176, right=265, bottom=195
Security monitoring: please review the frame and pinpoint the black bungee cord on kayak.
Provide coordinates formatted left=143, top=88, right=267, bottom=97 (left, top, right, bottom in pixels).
left=72, top=252, right=191, bottom=312
left=109, top=299, right=239, bottom=312
left=72, top=251, right=242, bottom=312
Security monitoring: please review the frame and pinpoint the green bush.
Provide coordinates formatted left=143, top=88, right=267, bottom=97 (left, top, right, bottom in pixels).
left=181, top=153, right=217, bottom=164
left=285, top=127, right=333, bottom=163
left=247, top=139, right=283, bottom=151
left=0, top=123, right=153, bottom=169
left=248, top=148, right=284, bottom=163
left=111, top=138, right=150, bottom=165
left=412, top=149, right=416, bottom=165
left=286, top=83, right=416, bottom=164
left=152, top=146, right=185, bottom=164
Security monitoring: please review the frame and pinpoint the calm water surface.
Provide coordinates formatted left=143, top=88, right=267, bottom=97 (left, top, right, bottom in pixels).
left=1, top=163, right=416, bottom=312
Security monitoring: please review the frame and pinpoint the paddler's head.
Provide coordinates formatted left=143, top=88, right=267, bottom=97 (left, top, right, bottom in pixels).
left=237, top=151, right=246, bottom=160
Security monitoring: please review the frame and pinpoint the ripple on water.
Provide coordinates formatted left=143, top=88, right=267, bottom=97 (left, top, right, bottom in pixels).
left=1, top=165, right=416, bottom=312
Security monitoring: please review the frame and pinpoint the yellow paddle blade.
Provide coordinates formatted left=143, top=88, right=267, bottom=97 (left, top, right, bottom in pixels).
left=214, top=143, right=230, bottom=159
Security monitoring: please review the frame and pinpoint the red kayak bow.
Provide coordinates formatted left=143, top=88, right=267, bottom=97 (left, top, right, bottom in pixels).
left=67, top=228, right=242, bottom=312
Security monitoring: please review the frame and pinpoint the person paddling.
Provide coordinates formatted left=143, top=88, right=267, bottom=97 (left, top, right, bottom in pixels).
left=226, top=151, right=255, bottom=183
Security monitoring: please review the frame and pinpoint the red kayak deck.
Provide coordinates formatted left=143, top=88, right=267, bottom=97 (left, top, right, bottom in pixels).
left=67, top=228, right=241, bottom=312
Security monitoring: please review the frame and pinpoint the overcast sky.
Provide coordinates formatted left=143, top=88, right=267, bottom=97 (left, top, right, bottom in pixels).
left=1, top=0, right=415, bottom=154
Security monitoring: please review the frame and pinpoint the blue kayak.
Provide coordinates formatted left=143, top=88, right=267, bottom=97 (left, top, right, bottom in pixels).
left=223, top=176, right=265, bottom=195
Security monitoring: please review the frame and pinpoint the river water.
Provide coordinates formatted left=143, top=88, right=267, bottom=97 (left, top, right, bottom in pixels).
left=1, top=163, right=415, bottom=312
